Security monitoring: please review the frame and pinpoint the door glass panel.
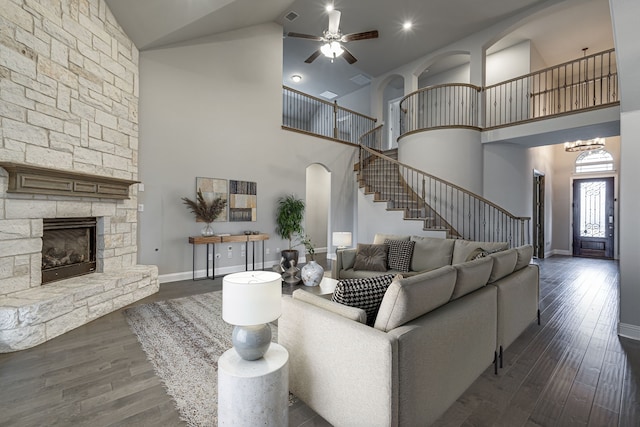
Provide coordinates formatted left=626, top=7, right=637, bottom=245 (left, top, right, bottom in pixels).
left=579, top=181, right=606, bottom=238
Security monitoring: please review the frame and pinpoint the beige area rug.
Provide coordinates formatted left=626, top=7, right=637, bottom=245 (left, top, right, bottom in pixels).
left=123, top=291, right=281, bottom=427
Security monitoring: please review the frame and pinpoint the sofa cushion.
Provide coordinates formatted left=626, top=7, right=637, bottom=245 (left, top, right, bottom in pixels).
left=331, top=274, right=396, bottom=326
left=451, top=240, right=509, bottom=265
left=410, top=236, right=455, bottom=272
left=374, top=266, right=457, bottom=332
left=373, top=233, right=411, bottom=244
left=487, top=248, right=518, bottom=283
left=353, top=244, right=388, bottom=272
left=451, top=257, right=493, bottom=300
left=292, top=290, right=367, bottom=324
left=384, top=239, right=415, bottom=272
left=515, top=245, right=534, bottom=271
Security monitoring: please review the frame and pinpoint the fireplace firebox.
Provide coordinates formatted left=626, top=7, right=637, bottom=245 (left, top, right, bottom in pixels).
left=42, top=217, right=97, bottom=284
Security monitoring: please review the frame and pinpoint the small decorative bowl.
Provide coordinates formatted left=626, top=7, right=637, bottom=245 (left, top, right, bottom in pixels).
left=244, top=231, right=252, bottom=235
left=252, top=231, right=260, bottom=235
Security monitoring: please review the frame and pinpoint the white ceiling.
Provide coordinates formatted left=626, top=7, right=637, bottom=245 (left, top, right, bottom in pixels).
left=105, top=0, right=614, bottom=99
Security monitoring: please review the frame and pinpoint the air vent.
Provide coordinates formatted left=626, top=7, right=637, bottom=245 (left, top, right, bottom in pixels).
left=350, top=74, right=371, bottom=86
left=284, top=11, right=299, bottom=22
left=320, top=91, right=338, bottom=100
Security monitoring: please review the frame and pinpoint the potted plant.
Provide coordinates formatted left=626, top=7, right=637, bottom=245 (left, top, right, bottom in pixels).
left=182, top=189, right=227, bottom=236
left=275, top=194, right=305, bottom=268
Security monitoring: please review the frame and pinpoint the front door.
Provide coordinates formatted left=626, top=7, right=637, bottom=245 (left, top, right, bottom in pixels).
left=572, top=177, right=614, bottom=259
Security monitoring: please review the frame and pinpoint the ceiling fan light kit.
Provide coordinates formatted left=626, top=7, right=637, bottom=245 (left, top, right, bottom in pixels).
left=288, top=8, right=378, bottom=65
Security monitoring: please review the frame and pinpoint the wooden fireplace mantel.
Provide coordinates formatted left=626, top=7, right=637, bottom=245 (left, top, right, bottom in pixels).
left=0, top=162, right=139, bottom=200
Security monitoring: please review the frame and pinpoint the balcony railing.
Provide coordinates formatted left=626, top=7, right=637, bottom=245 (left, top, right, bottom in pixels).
left=485, top=49, right=618, bottom=128
left=282, top=86, right=377, bottom=145
left=399, top=84, right=481, bottom=136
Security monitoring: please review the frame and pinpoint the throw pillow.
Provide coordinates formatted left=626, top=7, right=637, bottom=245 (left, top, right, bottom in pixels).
left=331, top=274, right=395, bottom=326
left=465, top=247, right=504, bottom=262
left=384, top=239, right=415, bottom=272
left=353, top=244, right=388, bottom=271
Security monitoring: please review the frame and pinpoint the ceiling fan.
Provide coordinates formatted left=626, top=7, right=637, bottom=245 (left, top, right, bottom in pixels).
left=287, top=9, right=378, bottom=64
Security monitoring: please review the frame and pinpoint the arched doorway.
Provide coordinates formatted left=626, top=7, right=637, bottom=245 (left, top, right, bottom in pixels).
left=306, top=164, right=331, bottom=269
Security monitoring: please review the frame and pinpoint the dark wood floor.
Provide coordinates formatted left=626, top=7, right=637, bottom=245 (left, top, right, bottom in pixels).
left=0, top=256, right=638, bottom=426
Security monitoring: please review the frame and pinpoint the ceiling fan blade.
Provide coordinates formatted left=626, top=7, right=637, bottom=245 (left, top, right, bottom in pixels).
left=287, top=32, right=323, bottom=41
left=328, top=10, right=341, bottom=34
left=341, top=30, right=379, bottom=42
left=341, top=47, right=357, bottom=64
left=304, top=49, right=322, bottom=64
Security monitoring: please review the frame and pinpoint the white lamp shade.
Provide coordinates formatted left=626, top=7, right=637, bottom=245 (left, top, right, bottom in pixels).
left=332, top=231, right=352, bottom=247
left=222, top=271, right=282, bottom=326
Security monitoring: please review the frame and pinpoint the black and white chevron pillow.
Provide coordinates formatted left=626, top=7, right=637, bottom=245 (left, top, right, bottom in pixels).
left=384, top=239, right=415, bottom=272
left=332, top=274, right=395, bottom=326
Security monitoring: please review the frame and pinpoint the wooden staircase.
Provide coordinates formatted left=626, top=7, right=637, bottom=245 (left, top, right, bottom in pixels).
left=356, top=149, right=457, bottom=236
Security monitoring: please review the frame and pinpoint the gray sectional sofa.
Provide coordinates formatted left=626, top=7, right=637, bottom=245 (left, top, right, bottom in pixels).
left=278, top=234, right=539, bottom=426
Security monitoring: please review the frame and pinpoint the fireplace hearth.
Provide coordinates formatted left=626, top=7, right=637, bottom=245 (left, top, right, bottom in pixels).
left=42, top=217, right=97, bottom=284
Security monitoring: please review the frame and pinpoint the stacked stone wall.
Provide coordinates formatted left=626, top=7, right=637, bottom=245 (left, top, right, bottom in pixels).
left=0, top=0, right=155, bottom=351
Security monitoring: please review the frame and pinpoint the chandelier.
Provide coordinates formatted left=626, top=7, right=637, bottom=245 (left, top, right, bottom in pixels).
left=564, top=138, right=605, bottom=152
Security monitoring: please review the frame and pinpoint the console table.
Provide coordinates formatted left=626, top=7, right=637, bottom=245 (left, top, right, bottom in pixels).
left=188, top=234, right=269, bottom=280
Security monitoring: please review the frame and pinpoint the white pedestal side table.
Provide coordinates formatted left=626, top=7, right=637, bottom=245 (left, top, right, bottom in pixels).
left=218, top=343, right=289, bottom=426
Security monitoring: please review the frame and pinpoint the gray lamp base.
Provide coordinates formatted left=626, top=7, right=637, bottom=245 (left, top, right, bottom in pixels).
left=232, top=324, right=272, bottom=361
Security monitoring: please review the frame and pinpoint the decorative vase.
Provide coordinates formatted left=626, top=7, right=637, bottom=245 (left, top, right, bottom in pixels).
left=201, top=222, right=215, bottom=237
left=301, top=260, right=324, bottom=287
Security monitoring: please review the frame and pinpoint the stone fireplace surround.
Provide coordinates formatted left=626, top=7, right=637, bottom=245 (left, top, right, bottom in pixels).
left=0, top=167, right=158, bottom=352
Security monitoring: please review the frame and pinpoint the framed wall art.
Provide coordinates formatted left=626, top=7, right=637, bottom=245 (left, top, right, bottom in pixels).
left=195, top=177, right=228, bottom=222
left=229, top=180, right=257, bottom=222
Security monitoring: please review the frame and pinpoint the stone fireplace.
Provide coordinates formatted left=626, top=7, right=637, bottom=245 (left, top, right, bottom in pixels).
left=0, top=0, right=158, bottom=352
left=42, top=217, right=97, bottom=284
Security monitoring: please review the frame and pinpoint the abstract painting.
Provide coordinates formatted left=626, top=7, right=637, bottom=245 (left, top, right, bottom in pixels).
left=229, top=180, right=257, bottom=222
left=195, top=177, right=228, bottom=222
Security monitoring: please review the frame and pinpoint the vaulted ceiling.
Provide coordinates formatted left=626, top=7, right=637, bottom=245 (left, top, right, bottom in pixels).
left=106, top=0, right=614, bottom=99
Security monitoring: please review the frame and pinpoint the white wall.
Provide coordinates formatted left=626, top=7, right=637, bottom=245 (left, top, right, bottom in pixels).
left=399, top=129, right=483, bottom=194
left=483, top=142, right=530, bottom=216
left=418, top=62, right=471, bottom=88
left=337, top=85, right=372, bottom=117
left=486, top=40, right=532, bottom=86
left=138, top=23, right=358, bottom=281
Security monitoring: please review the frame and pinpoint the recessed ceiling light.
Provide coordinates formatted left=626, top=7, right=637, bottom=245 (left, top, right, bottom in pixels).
left=403, top=21, right=412, bottom=30
left=326, top=4, right=334, bottom=12
left=291, top=74, right=302, bottom=83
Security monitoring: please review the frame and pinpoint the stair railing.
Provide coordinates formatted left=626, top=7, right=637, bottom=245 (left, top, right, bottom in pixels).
left=358, top=144, right=531, bottom=247
left=282, top=86, right=377, bottom=145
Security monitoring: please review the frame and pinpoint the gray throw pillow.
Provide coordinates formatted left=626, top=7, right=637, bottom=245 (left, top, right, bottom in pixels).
left=465, top=247, right=504, bottom=262
left=384, top=239, right=415, bottom=272
left=353, top=244, right=388, bottom=271
left=332, top=274, right=395, bottom=326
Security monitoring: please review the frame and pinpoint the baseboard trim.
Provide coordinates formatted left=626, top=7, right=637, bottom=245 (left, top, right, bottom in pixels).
left=547, top=249, right=572, bottom=257
left=618, top=323, right=640, bottom=341
left=159, top=260, right=279, bottom=284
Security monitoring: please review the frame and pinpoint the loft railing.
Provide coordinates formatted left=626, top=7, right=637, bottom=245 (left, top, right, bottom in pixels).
left=485, top=49, right=618, bottom=128
left=399, top=84, right=481, bottom=136
left=358, top=144, right=530, bottom=247
left=282, top=86, right=377, bottom=144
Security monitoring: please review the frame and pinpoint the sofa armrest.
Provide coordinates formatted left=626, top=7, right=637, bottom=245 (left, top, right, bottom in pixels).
left=332, top=248, right=357, bottom=279
left=278, top=296, right=398, bottom=427
left=291, top=290, right=367, bottom=323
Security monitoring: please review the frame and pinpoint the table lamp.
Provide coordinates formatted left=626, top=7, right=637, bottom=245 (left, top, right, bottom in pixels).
left=332, top=231, right=352, bottom=250
left=222, top=271, right=282, bottom=361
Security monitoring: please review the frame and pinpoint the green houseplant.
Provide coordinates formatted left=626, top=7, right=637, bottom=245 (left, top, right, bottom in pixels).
left=275, top=194, right=305, bottom=267
left=182, top=189, right=227, bottom=236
